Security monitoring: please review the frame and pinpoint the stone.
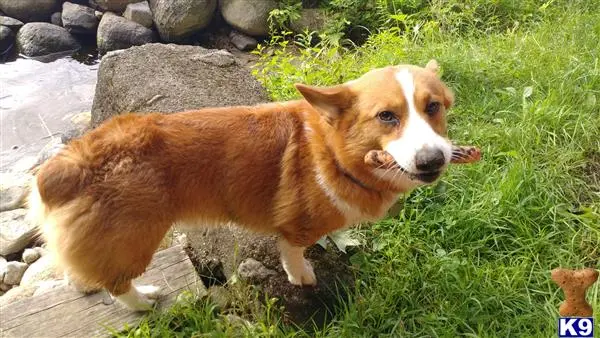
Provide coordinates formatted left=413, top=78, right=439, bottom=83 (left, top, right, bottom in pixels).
left=206, top=286, right=231, bottom=311
left=219, top=0, right=277, bottom=37
left=0, top=24, right=13, bottom=53
left=91, top=43, right=269, bottom=127
left=3, top=261, right=28, bottom=285
left=16, top=23, right=80, bottom=57
left=20, top=255, right=60, bottom=287
left=0, top=16, right=24, bottom=30
left=62, top=2, right=99, bottom=34
left=0, top=256, right=6, bottom=280
left=237, top=258, right=276, bottom=283
left=94, top=0, right=142, bottom=12
left=184, top=227, right=354, bottom=328
left=289, top=8, right=328, bottom=33
left=0, top=284, right=38, bottom=306
left=228, top=30, right=257, bottom=51
left=148, top=0, right=216, bottom=42
left=97, top=12, right=156, bottom=54
left=50, top=12, right=62, bottom=26
left=0, top=172, right=32, bottom=212
left=0, top=0, right=59, bottom=23
left=22, top=248, right=41, bottom=264
left=0, top=209, right=37, bottom=256
left=0, top=282, right=10, bottom=292
left=123, top=1, right=152, bottom=28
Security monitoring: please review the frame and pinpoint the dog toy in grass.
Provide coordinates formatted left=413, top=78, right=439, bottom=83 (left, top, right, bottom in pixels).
left=551, top=268, right=599, bottom=317
left=364, top=145, right=482, bottom=169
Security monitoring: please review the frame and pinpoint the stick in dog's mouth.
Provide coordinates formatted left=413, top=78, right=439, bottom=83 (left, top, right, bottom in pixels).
left=364, top=145, right=482, bottom=174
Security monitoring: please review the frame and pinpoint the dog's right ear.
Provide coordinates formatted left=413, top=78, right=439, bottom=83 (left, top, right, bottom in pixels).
left=295, top=83, right=353, bottom=123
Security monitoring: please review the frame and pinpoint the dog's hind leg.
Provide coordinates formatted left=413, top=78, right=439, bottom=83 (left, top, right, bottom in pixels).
left=112, top=281, right=161, bottom=311
left=278, top=237, right=317, bottom=286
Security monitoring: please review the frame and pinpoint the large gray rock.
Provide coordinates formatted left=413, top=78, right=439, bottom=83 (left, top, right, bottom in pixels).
left=3, top=261, right=28, bottom=285
left=229, top=30, right=257, bottom=51
left=0, top=209, right=37, bottom=256
left=0, top=172, right=32, bottom=212
left=97, top=12, right=156, bottom=54
left=91, top=43, right=269, bottom=126
left=219, top=0, right=277, bottom=37
left=184, top=227, right=354, bottom=328
left=149, top=0, right=216, bottom=42
left=16, top=22, right=80, bottom=57
left=22, top=248, right=41, bottom=264
left=94, top=0, right=142, bottom=12
left=20, top=255, right=60, bottom=287
left=62, top=2, right=99, bottom=34
left=0, top=24, right=13, bottom=53
left=50, top=12, right=62, bottom=26
left=289, top=8, right=328, bottom=33
left=0, top=0, right=59, bottom=22
left=123, top=1, right=152, bottom=28
left=0, top=16, right=24, bottom=30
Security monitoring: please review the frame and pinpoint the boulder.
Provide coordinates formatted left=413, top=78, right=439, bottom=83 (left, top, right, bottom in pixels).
left=50, top=12, right=62, bottom=26
left=16, top=23, right=80, bottom=57
left=148, top=0, right=216, bottom=42
left=0, top=0, right=59, bottom=22
left=0, top=24, right=13, bottom=53
left=184, top=227, right=355, bottom=327
left=0, top=172, right=32, bottom=212
left=20, top=255, right=61, bottom=287
left=22, top=248, right=41, bottom=264
left=289, top=8, right=328, bottom=33
left=3, top=261, right=28, bottom=285
left=228, top=30, right=257, bottom=51
left=0, top=209, right=37, bottom=256
left=91, top=43, right=269, bottom=127
left=97, top=12, right=156, bottom=54
left=123, top=1, right=152, bottom=28
left=94, top=0, right=142, bottom=12
left=62, top=2, right=99, bottom=34
left=0, top=284, right=38, bottom=306
left=219, top=0, right=277, bottom=37
left=0, top=16, right=24, bottom=30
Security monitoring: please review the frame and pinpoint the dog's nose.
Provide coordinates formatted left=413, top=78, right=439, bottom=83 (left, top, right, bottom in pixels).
left=415, top=147, right=446, bottom=171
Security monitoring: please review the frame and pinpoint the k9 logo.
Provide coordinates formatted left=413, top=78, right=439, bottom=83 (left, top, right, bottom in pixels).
left=558, top=318, right=594, bottom=338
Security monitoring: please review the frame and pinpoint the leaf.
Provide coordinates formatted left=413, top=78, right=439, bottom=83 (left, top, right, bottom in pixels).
left=523, top=86, right=533, bottom=99
left=328, top=229, right=362, bottom=253
left=316, top=236, right=329, bottom=249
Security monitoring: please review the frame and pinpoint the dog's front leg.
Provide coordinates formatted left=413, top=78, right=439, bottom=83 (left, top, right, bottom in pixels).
left=278, top=238, right=317, bottom=286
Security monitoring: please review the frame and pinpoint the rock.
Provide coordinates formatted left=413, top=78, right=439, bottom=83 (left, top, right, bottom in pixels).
left=34, top=247, right=48, bottom=257
left=91, top=43, right=269, bottom=127
left=123, top=1, right=152, bottom=28
left=206, top=286, right=231, bottom=311
left=0, top=209, right=37, bottom=256
left=0, top=282, right=10, bottom=292
left=97, top=12, right=156, bottom=54
left=22, top=248, right=41, bottom=264
left=62, top=2, right=99, bottom=34
left=184, top=227, right=354, bottom=328
left=94, top=10, right=103, bottom=20
left=290, top=8, right=328, bottom=33
left=0, top=284, right=38, bottom=306
left=219, top=0, right=277, bottom=37
left=3, top=261, right=28, bottom=285
left=0, top=172, right=32, bottom=212
left=228, top=30, right=257, bottom=51
left=94, top=0, right=142, bottom=12
left=0, top=16, right=24, bottom=30
left=20, top=255, right=60, bottom=287
left=237, top=258, right=276, bottom=283
left=0, top=0, right=59, bottom=23
left=50, top=12, right=62, bottom=26
left=0, top=24, right=13, bottom=53
left=0, top=256, right=6, bottom=279
left=149, top=0, right=216, bottom=42
left=16, top=23, right=80, bottom=57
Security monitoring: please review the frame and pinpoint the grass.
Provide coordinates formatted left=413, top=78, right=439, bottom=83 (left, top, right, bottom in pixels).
left=116, top=1, right=599, bottom=337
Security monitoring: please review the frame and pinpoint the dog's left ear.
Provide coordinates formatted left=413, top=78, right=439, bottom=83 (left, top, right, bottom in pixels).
left=425, top=59, right=439, bottom=74
left=295, top=83, right=353, bottom=123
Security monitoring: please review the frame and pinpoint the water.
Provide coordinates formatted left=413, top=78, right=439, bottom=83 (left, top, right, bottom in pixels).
left=0, top=56, right=98, bottom=170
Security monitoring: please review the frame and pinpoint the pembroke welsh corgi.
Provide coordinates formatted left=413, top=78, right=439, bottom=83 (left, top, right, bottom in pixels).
left=28, top=60, right=455, bottom=311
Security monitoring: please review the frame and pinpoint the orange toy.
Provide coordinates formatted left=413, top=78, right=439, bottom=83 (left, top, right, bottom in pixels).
left=551, top=268, right=599, bottom=317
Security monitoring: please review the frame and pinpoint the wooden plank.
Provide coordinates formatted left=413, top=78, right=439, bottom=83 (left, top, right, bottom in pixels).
left=0, top=245, right=205, bottom=338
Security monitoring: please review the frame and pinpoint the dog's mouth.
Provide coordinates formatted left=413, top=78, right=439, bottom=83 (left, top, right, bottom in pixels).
left=395, top=165, right=442, bottom=183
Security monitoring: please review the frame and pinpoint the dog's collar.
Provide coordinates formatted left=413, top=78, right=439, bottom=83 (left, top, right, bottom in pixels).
left=330, top=152, right=379, bottom=194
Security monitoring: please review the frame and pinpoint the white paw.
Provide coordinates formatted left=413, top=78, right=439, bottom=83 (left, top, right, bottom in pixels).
left=286, top=259, right=317, bottom=286
left=137, top=285, right=161, bottom=299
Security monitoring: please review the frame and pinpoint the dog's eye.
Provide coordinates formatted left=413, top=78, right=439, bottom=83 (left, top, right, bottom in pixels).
left=377, top=111, right=397, bottom=123
left=425, top=102, right=441, bottom=116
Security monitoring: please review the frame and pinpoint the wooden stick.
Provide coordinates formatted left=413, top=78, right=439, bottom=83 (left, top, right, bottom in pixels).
left=365, top=145, right=481, bottom=169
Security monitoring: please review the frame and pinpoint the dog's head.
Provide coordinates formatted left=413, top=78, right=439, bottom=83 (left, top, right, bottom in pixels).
left=296, top=60, right=454, bottom=190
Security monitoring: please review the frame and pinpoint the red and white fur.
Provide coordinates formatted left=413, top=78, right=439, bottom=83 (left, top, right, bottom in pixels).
left=28, top=60, right=454, bottom=311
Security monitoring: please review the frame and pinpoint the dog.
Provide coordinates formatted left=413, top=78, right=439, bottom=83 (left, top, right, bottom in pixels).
left=28, top=59, right=455, bottom=311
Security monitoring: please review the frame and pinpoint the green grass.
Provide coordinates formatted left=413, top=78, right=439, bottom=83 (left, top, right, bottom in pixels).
left=117, top=1, right=599, bottom=337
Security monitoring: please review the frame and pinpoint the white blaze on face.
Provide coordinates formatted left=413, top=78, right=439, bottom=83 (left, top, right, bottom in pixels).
left=384, top=69, right=452, bottom=174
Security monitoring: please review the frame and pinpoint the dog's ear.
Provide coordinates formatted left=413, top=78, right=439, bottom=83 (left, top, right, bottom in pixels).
left=443, top=85, right=454, bottom=110
left=295, top=83, right=353, bottom=123
left=425, top=59, right=439, bottom=74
